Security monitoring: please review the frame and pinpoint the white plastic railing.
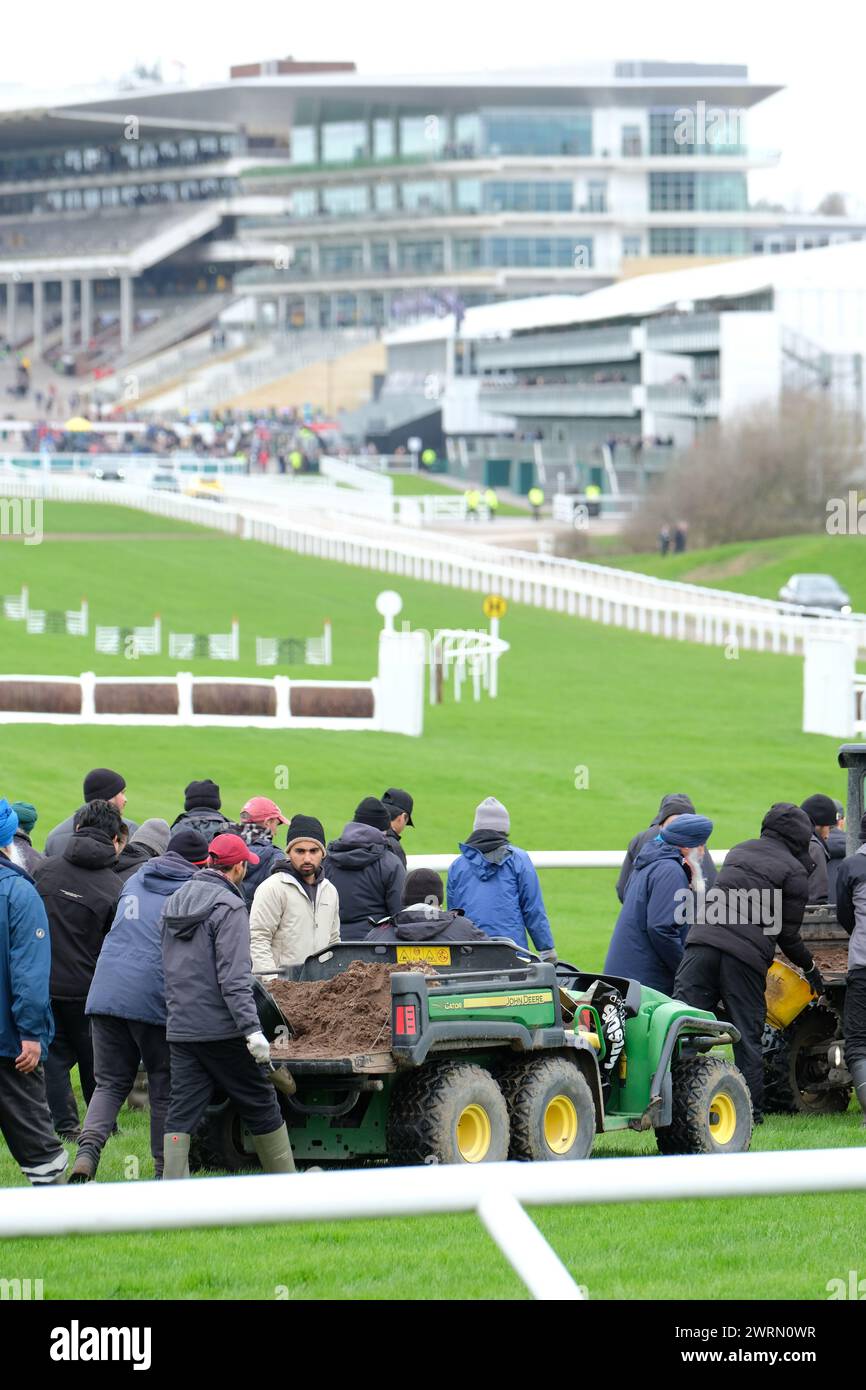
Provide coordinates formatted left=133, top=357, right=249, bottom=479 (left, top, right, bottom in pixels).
left=2, top=470, right=864, bottom=656
left=1, top=1148, right=864, bottom=1300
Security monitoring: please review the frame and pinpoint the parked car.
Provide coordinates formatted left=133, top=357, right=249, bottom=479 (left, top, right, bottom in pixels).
left=88, top=466, right=125, bottom=482
left=150, top=470, right=180, bottom=493
left=779, top=573, right=853, bottom=614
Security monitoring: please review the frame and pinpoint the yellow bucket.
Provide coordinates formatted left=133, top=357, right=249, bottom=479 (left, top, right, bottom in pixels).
left=764, top=959, right=814, bottom=1029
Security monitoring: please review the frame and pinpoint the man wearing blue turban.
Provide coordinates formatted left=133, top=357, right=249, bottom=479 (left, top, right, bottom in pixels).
left=604, top=813, right=714, bottom=995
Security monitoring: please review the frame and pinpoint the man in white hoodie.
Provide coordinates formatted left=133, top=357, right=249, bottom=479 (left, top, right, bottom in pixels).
left=249, top=815, right=340, bottom=973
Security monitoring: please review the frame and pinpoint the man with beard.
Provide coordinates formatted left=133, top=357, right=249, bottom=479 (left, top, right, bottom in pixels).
left=249, top=815, right=340, bottom=972
left=605, top=813, right=713, bottom=996
left=616, top=792, right=718, bottom=904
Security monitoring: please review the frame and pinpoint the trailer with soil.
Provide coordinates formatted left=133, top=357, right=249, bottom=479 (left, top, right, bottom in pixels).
left=194, top=941, right=752, bottom=1170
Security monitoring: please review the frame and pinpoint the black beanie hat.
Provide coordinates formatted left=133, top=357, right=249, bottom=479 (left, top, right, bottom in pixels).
left=167, top=828, right=210, bottom=864
left=403, top=867, right=444, bottom=908
left=184, top=779, right=221, bottom=812
left=354, top=797, right=390, bottom=833
left=83, top=767, right=125, bottom=802
left=800, top=794, right=838, bottom=828
left=286, top=814, right=326, bottom=851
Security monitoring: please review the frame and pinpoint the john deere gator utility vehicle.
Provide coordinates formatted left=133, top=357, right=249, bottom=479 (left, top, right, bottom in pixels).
left=195, top=940, right=752, bottom=1170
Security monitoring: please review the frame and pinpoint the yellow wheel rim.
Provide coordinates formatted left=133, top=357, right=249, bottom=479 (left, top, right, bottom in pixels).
left=708, top=1090, right=737, bottom=1145
left=544, top=1094, right=579, bottom=1154
left=456, top=1103, right=492, bottom=1162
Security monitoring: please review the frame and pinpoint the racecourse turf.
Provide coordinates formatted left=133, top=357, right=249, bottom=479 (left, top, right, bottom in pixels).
left=0, top=501, right=862, bottom=1299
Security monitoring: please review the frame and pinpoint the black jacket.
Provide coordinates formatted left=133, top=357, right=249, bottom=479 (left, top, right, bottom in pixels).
left=34, top=827, right=123, bottom=998
left=825, top=826, right=846, bottom=903
left=616, top=793, right=717, bottom=903
left=385, top=826, right=407, bottom=868
left=115, top=841, right=156, bottom=884
left=170, top=807, right=232, bottom=846
left=683, top=803, right=814, bottom=977
left=365, top=905, right=485, bottom=944
left=323, top=822, right=406, bottom=941
left=806, top=832, right=830, bottom=904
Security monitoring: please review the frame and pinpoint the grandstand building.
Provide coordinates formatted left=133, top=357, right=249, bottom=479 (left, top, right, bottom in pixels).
left=1, top=58, right=865, bottom=374
left=366, top=241, right=866, bottom=492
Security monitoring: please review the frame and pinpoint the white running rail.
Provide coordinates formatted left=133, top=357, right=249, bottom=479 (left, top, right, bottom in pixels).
left=0, top=1148, right=863, bottom=1300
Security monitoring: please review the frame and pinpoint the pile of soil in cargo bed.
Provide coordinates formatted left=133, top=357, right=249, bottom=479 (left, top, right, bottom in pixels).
left=809, top=946, right=849, bottom=976
left=267, top=960, right=434, bottom=1059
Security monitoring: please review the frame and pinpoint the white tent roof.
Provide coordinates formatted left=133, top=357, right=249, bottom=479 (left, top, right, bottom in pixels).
left=384, top=241, right=866, bottom=346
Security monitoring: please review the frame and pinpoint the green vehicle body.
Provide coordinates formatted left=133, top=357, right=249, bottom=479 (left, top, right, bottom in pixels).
left=198, top=942, right=740, bottom=1170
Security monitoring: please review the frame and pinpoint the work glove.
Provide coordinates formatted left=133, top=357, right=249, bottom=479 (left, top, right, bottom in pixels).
left=245, top=1030, right=271, bottom=1064
left=539, top=949, right=558, bottom=964
left=805, top=966, right=825, bottom=997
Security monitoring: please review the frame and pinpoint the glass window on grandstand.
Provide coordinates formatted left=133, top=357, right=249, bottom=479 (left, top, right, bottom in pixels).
left=455, top=179, right=482, bottom=212
left=622, top=234, right=643, bottom=258
left=290, top=188, right=318, bottom=218
left=454, top=237, right=482, bottom=269
left=290, top=127, right=316, bottom=165
left=401, top=180, right=449, bottom=213
left=370, top=242, right=392, bottom=272
left=487, top=236, right=590, bottom=267
left=399, top=114, right=445, bottom=158
left=482, top=109, right=592, bottom=157
left=373, top=118, right=395, bottom=160
left=322, top=185, right=370, bottom=216
left=374, top=183, right=397, bottom=212
left=483, top=182, right=573, bottom=212
left=320, top=244, right=364, bottom=274
left=334, top=292, right=358, bottom=325
left=453, top=112, right=482, bottom=157
left=397, top=240, right=445, bottom=272
left=322, top=121, right=368, bottom=164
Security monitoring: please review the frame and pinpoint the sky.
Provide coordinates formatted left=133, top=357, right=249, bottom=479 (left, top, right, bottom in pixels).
left=1, top=0, right=860, bottom=212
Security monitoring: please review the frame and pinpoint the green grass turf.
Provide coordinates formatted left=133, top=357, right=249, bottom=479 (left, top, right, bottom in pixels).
left=7, top=501, right=205, bottom=536
left=1, top=503, right=863, bottom=1300
left=599, top=533, right=866, bottom=609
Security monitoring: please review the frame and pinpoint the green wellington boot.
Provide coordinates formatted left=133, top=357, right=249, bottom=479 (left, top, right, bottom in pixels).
left=251, top=1124, right=296, bottom=1173
left=163, top=1132, right=191, bottom=1179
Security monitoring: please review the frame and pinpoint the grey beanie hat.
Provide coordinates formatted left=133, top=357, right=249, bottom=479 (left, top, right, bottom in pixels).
left=131, top=818, right=171, bottom=856
left=473, top=797, right=510, bottom=834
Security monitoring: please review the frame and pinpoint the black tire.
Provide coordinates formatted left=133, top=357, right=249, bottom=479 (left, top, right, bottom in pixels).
left=193, top=1099, right=260, bottom=1173
left=762, top=1007, right=851, bottom=1115
left=656, top=1055, right=752, bottom=1155
left=498, top=1056, right=596, bottom=1161
left=387, top=1061, right=509, bottom=1165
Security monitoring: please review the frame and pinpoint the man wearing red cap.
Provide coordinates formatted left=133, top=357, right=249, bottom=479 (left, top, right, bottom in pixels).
left=237, top=797, right=288, bottom=906
left=160, top=832, right=295, bottom=1177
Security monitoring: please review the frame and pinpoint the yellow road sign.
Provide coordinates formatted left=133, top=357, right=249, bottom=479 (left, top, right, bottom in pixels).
left=483, top=594, right=508, bottom=619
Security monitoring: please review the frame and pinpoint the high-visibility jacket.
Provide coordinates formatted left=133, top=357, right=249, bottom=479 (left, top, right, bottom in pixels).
left=465, top=489, right=481, bottom=510
left=484, top=489, right=499, bottom=510
left=528, top=487, right=544, bottom=506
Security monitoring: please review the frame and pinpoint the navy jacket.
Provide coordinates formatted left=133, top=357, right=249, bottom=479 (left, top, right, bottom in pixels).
left=86, top=851, right=198, bottom=1026
left=604, top=837, right=690, bottom=994
left=0, top=856, right=54, bottom=1059
left=323, top=822, right=406, bottom=941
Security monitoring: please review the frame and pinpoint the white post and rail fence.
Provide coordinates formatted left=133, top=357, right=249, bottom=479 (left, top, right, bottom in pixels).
left=3, top=471, right=866, bottom=663
left=0, top=1149, right=863, bottom=1300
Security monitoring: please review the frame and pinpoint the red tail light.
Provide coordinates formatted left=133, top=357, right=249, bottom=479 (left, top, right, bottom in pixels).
left=395, top=1004, right=417, bottom=1037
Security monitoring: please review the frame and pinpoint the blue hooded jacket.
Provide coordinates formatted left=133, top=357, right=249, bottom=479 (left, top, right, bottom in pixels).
left=446, top=840, right=554, bottom=951
left=604, top=836, right=690, bottom=994
left=0, top=855, right=54, bottom=1059
left=86, top=851, right=197, bottom=1026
